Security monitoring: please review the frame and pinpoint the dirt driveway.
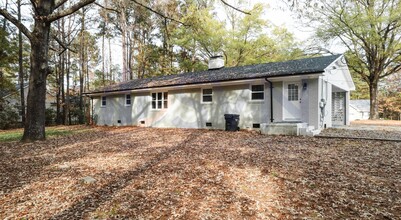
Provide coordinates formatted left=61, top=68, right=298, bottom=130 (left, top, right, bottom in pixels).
left=0, top=126, right=400, bottom=219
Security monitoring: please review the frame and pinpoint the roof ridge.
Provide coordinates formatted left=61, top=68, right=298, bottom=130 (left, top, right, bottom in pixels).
left=87, top=54, right=342, bottom=94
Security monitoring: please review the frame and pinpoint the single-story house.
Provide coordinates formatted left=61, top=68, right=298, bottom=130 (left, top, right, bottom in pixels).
left=85, top=54, right=355, bottom=135
left=349, top=99, right=370, bottom=121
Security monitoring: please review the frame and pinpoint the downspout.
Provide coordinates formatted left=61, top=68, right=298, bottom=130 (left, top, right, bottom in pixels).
left=265, top=78, right=274, bottom=123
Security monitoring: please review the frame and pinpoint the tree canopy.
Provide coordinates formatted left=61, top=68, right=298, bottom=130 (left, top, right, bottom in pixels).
left=293, top=0, right=401, bottom=119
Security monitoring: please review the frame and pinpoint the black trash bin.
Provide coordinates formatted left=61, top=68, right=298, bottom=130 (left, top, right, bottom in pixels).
left=224, top=114, right=240, bottom=131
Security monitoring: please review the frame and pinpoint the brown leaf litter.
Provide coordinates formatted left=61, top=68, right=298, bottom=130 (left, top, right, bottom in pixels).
left=0, top=126, right=400, bottom=219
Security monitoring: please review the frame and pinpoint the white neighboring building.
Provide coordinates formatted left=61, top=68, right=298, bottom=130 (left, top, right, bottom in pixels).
left=349, top=100, right=370, bottom=121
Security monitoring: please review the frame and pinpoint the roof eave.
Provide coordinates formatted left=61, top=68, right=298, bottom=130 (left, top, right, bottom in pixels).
left=84, top=71, right=325, bottom=96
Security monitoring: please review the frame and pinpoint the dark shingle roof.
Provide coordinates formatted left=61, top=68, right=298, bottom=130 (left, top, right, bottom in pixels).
left=88, top=54, right=341, bottom=94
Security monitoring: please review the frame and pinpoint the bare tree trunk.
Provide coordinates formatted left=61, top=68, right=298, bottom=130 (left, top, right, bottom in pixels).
left=128, top=31, right=133, bottom=80
left=369, top=81, right=379, bottom=119
left=104, top=0, right=109, bottom=83
left=2, top=0, right=7, bottom=29
left=120, top=4, right=128, bottom=81
left=22, top=21, right=51, bottom=141
left=61, top=52, right=66, bottom=125
left=102, top=32, right=105, bottom=85
left=65, top=49, right=71, bottom=125
left=56, top=59, right=61, bottom=124
left=86, top=59, right=89, bottom=91
left=79, top=9, right=85, bottom=124
left=17, top=0, right=25, bottom=126
left=108, top=37, right=113, bottom=82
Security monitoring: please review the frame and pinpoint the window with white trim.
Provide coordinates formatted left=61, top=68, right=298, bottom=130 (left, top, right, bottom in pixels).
left=151, top=92, right=168, bottom=109
left=125, top=94, right=131, bottom=106
left=251, top=85, right=264, bottom=100
left=101, top=96, right=106, bottom=107
left=202, top=88, right=213, bottom=103
left=288, top=84, right=299, bottom=101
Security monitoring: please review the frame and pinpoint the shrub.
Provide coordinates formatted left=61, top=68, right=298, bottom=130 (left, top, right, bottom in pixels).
left=0, top=104, right=19, bottom=129
left=45, top=108, right=57, bottom=125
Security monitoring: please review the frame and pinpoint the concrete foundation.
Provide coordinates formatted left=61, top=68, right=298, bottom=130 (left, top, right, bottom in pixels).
left=261, top=123, right=321, bottom=136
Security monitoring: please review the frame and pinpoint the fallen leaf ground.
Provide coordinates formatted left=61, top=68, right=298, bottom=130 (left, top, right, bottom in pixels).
left=0, top=126, right=400, bottom=219
left=351, top=120, right=401, bottom=127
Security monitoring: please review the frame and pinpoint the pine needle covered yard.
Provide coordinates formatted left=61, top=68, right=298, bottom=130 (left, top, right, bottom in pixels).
left=0, top=126, right=400, bottom=219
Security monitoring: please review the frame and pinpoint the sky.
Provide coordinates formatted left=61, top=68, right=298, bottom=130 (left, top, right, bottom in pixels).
left=263, top=0, right=313, bottom=41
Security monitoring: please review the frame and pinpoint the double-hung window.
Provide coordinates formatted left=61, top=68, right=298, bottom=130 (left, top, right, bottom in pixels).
left=202, top=89, right=213, bottom=103
left=287, top=84, right=299, bottom=101
left=151, top=92, right=168, bottom=109
left=125, top=94, right=131, bottom=106
left=101, top=96, right=107, bottom=107
left=251, top=85, right=264, bottom=100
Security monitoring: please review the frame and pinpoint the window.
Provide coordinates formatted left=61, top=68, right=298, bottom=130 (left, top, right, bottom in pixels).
left=151, top=92, right=168, bottom=109
left=202, top=88, right=213, bottom=103
left=125, top=94, right=131, bottom=106
left=164, top=92, right=168, bottom=108
left=101, top=96, right=106, bottom=107
left=251, top=85, right=264, bottom=100
left=288, top=84, right=299, bottom=101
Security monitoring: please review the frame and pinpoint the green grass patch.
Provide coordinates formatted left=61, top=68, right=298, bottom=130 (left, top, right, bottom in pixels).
left=0, top=126, right=91, bottom=142
left=0, top=131, right=22, bottom=142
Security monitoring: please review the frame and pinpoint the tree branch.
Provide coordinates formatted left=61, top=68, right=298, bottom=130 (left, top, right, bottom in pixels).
left=52, top=33, right=77, bottom=55
left=54, top=0, right=69, bottom=10
left=29, top=0, right=39, bottom=15
left=131, top=0, right=188, bottom=26
left=47, top=0, right=95, bottom=22
left=221, top=0, right=251, bottom=15
left=94, top=2, right=119, bottom=13
left=0, top=8, right=32, bottom=41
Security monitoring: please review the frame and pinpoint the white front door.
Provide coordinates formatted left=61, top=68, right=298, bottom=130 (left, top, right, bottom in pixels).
left=283, top=81, right=302, bottom=121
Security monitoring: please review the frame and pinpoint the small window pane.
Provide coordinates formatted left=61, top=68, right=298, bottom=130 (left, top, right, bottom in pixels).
left=157, top=92, right=162, bottom=100
left=101, top=96, right=106, bottom=106
left=152, top=101, right=156, bottom=109
left=152, top=93, right=156, bottom=100
left=202, top=89, right=213, bottom=102
left=126, top=94, right=131, bottom=105
left=288, top=84, right=299, bottom=101
left=203, top=96, right=212, bottom=102
left=252, top=93, right=264, bottom=100
left=252, top=85, right=264, bottom=91
left=157, top=100, right=162, bottom=109
left=163, top=92, right=168, bottom=108
left=251, top=85, right=264, bottom=100
left=203, top=89, right=212, bottom=95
